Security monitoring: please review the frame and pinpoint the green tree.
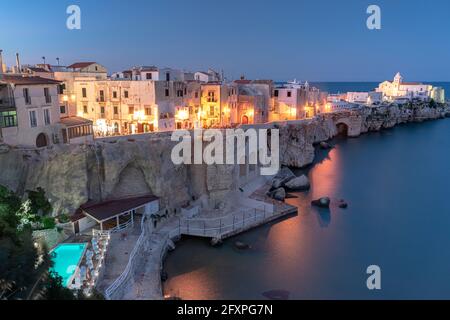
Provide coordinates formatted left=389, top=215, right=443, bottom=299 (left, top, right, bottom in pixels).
left=26, top=187, right=52, bottom=216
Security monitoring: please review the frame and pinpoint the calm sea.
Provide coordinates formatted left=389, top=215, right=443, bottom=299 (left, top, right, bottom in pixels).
left=163, top=118, right=450, bottom=299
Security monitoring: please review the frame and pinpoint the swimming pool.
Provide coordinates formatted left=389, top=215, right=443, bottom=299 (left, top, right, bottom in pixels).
left=50, top=243, right=87, bottom=287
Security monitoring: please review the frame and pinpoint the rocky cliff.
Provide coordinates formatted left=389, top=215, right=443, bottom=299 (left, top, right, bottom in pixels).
left=0, top=103, right=448, bottom=216
left=277, top=104, right=449, bottom=168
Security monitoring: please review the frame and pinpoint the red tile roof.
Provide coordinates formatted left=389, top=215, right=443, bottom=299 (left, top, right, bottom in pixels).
left=81, top=194, right=159, bottom=222
left=67, top=62, right=96, bottom=69
left=0, top=74, right=61, bottom=85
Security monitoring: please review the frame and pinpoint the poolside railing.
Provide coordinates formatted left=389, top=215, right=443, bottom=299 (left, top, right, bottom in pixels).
left=104, top=214, right=148, bottom=300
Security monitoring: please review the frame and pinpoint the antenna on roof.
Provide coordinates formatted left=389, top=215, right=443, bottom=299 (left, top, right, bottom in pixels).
left=56, top=57, right=60, bottom=66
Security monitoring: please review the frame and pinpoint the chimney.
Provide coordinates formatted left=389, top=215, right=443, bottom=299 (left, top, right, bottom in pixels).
left=15, top=52, right=21, bottom=73
left=0, top=50, right=3, bottom=73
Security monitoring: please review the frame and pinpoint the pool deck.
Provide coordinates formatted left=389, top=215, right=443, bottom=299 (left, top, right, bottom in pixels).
left=96, top=220, right=143, bottom=293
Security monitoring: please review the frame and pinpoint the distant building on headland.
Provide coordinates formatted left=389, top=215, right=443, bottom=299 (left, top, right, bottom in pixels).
left=376, top=72, right=445, bottom=103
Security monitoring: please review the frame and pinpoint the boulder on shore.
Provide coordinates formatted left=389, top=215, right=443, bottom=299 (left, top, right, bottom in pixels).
left=271, top=188, right=286, bottom=201
left=284, top=175, right=310, bottom=191
left=311, top=197, right=331, bottom=208
left=271, top=167, right=296, bottom=190
left=319, top=141, right=332, bottom=150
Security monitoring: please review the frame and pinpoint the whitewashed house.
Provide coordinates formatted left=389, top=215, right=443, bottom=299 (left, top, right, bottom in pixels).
left=0, top=75, right=62, bottom=147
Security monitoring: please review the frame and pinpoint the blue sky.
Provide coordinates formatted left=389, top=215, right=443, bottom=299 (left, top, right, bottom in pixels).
left=0, top=0, right=449, bottom=81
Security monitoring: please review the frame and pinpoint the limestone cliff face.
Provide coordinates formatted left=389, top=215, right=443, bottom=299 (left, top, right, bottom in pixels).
left=0, top=138, right=192, bottom=216
left=274, top=104, right=449, bottom=168
left=0, top=103, right=447, bottom=216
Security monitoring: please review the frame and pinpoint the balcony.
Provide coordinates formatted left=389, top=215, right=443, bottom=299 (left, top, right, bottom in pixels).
left=0, top=97, right=16, bottom=111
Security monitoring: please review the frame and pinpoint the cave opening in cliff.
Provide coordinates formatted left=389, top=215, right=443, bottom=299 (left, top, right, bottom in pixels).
left=336, top=123, right=349, bottom=137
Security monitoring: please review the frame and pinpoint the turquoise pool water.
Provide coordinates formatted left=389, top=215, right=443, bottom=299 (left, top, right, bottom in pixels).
left=50, top=243, right=87, bottom=287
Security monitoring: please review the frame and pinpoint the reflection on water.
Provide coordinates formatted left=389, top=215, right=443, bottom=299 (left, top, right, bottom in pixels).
left=163, top=120, right=450, bottom=300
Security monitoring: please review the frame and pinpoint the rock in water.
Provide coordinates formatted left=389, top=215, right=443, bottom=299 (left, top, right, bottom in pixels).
left=284, top=175, right=310, bottom=191
left=311, top=197, right=331, bottom=208
left=234, top=241, right=251, bottom=250
left=211, top=238, right=223, bottom=246
left=272, top=188, right=286, bottom=201
left=262, top=290, right=291, bottom=300
left=319, top=141, right=332, bottom=149
left=338, top=199, right=348, bottom=209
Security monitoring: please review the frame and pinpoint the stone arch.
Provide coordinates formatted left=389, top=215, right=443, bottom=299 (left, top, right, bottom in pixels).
left=335, top=119, right=351, bottom=137
left=109, top=162, right=153, bottom=199
left=36, top=133, right=48, bottom=148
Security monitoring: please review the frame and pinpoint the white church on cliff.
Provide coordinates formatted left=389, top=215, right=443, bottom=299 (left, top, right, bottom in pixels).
left=376, top=73, right=445, bottom=103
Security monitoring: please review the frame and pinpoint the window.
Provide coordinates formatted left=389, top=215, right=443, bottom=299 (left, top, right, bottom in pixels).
left=60, top=105, right=66, bottom=114
left=100, top=106, right=105, bottom=117
left=82, top=88, right=87, bottom=98
left=210, top=106, right=215, bottom=116
left=145, top=107, right=151, bottom=116
left=29, top=110, right=37, bottom=127
left=165, top=89, right=169, bottom=97
left=177, top=90, right=183, bottom=97
left=124, top=90, right=129, bottom=98
left=146, top=73, right=152, bottom=80
left=287, top=91, right=292, bottom=98
left=113, top=91, right=117, bottom=99
left=99, top=90, right=105, bottom=102
left=83, top=105, right=88, bottom=114
left=114, top=106, right=118, bottom=115
left=274, top=90, right=279, bottom=97
left=43, top=109, right=51, bottom=125
left=184, top=88, right=187, bottom=95
left=58, top=84, right=65, bottom=94
left=44, top=88, right=51, bottom=104
left=23, top=88, right=31, bottom=104
left=0, top=111, right=17, bottom=128
left=128, top=106, right=134, bottom=114
left=166, top=73, right=170, bottom=81
left=195, top=91, right=199, bottom=98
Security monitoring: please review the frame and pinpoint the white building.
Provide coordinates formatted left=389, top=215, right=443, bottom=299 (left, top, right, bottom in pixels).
left=376, top=73, right=431, bottom=101
left=346, top=91, right=382, bottom=105
left=112, top=66, right=159, bottom=81
left=0, top=75, right=63, bottom=147
left=346, top=92, right=369, bottom=104
left=429, top=86, right=446, bottom=103
left=272, top=80, right=323, bottom=120
left=194, top=69, right=222, bottom=83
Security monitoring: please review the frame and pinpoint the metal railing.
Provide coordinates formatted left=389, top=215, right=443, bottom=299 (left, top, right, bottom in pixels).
left=178, top=206, right=270, bottom=238
left=104, top=205, right=278, bottom=299
left=104, top=214, right=147, bottom=299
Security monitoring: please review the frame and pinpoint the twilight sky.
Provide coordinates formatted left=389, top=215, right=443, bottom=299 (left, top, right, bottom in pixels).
left=1, top=0, right=449, bottom=81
